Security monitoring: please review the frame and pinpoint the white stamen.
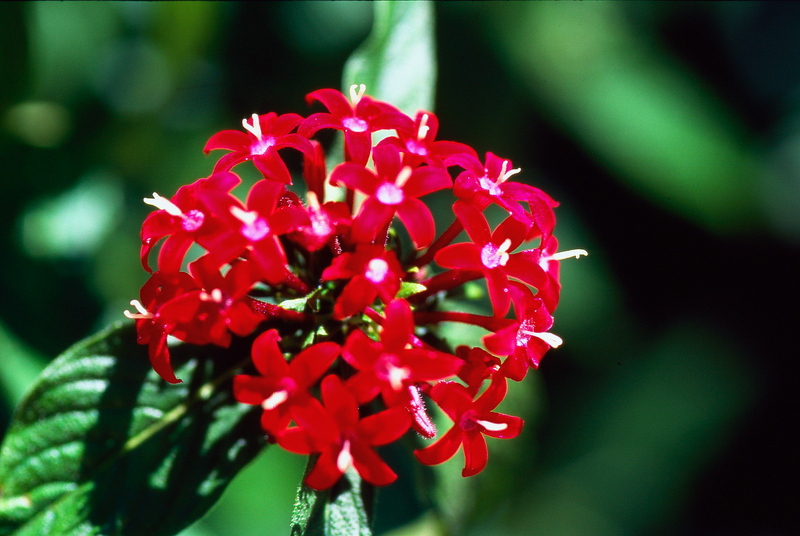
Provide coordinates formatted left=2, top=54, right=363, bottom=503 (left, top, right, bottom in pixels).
left=124, top=300, right=153, bottom=320
left=544, top=249, right=588, bottom=262
left=306, top=190, right=321, bottom=211
left=242, top=113, right=262, bottom=139
left=262, top=390, right=289, bottom=411
left=417, top=113, right=430, bottom=140
left=349, top=84, right=367, bottom=106
left=497, top=238, right=513, bottom=256
left=523, top=330, right=564, bottom=348
left=395, top=166, right=413, bottom=188
left=337, top=440, right=354, bottom=473
left=200, top=288, right=224, bottom=303
left=144, top=193, right=183, bottom=217
left=498, top=160, right=522, bottom=185
left=475, top=419, right=508, bottom=432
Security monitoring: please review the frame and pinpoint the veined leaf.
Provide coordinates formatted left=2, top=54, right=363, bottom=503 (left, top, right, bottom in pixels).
left=0, top=322, right=266, bottom=536
left=290, top=467, right=373, bottom=536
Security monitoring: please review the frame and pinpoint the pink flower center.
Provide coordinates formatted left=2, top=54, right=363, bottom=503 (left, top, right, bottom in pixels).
left=375, top=183, right=404, bottom=205
left=460, top=410, right=479, bottom=431
left=231, top=206, right=270, bottom=241
left=181, top=209, right=205, bottom=232
left=365, top=258, right=389, bottom=283
left=480, top=239, right=512, bottom=269
left=243, top=219, right=269, bottom=241
left=478, top=176, right=503, bottom=197
left=251, top=136, right=276, bottom=156
left=342, top=116, right=368, bottom=133
left=310, top=210, right=332, bottom=237
left=376, top=353, right=410, bottom=391
left=406, top=139, right=428, bottom=156
left=478, top=160, right=521, bottom=197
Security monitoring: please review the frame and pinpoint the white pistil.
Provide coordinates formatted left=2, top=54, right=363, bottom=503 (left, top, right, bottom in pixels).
left=475, top=419, right=508, bottom=432
left=262, top=390, right=289, bottom=411
left=417, top=113, right=430, bottom=140
left=498, top=160, right=521, bottom=185
left=349, top=84, right=367, bottom=106
left=337, top=440, right=354, bottom=473
left=144, top=193, right=183, bottom=217
left=544, top=249, right=588, bottom=262
left=124, top=300, right=153, bottom=320
left=242, top=113, right=262, bottom=139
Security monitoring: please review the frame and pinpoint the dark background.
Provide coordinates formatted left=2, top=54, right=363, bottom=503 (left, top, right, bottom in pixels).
left=0, top=3, right=797, bottom=535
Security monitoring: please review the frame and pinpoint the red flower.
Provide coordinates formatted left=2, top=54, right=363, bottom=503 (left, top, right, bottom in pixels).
left=456, top=345, right=501, bottom=394
left=201, top=179, right=309, bottom=288
left=126, top=256, right=265, bottom=384
left=330, top=144, right=451, bottom=248
left=484, top=283, right=563, bottom=381
left=288, top=192, right=351, bottom=253
left=506, top=235, right=587, bottom=312
left=452, top=152, right=558, bottom=238
left=298, top=85, right=412, bottom=165
left=434, top=201, right=529, bottom=316
left=204, top=112, right=313, bottom=184
left=321, top=244, right=405, bottom=319
left=378, top=111, right=476, bottom=168
left=415, top=375, right=522, bottom=476
left=278, top=375, right=411, bottom=490
left=233, top=330, right=340, bottom=438
left=140, top=172, right=240, bottom=273
left=342, top=299, right=462, bottom=406
left=125, top=271, right=200, bottom=384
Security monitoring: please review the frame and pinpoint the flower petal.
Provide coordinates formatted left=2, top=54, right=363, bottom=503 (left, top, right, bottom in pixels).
left=461, top=432, right=488, bottom=477
left=414, top=426, right=462, bottom=466
left=396, top=197, right=436, bottom=249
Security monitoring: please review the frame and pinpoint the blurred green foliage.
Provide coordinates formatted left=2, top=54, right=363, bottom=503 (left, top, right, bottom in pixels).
left=1, top=2, right=797, bottom=535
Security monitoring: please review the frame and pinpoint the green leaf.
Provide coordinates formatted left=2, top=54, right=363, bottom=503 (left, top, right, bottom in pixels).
left=342, top=1, right=437, bottom=116
left=290, top=466, right=374, bottom=536
left=0, top=322, right=266, bottom=536
left=396, top=282, right=427, bottom=299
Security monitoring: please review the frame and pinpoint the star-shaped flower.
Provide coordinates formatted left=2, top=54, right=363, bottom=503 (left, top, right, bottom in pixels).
left=415, top=375, right=522, bottom=476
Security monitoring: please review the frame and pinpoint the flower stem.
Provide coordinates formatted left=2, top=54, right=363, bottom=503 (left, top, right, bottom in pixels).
left=414, top=218, right=463, bottom=267
left=414, top=269, right=482, bottom=301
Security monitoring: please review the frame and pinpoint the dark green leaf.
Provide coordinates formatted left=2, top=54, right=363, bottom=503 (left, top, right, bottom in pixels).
left=342, top=1, right=437, bottom=115
left=0, top=322, right=266, bottom=536
left=290, top=466, right=374, bottom=536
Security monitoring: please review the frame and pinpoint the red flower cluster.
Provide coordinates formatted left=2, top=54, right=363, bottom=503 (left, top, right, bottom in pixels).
left=127, top=85, right=585, bottom=490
